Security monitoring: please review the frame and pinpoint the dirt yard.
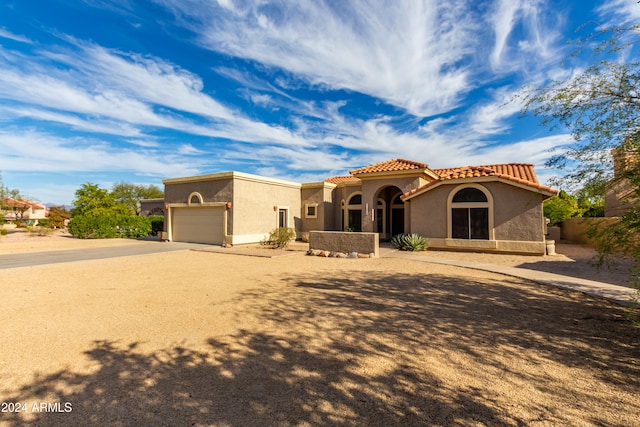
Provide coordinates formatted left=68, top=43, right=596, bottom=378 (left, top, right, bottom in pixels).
left=0, top=232, right=638, bottom=426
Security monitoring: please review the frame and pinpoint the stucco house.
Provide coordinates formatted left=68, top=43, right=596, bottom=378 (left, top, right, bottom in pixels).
left=605, top=146, right=639, bottom=217
left=162, top=159, right=557, bottom=254
left=1, top=198, right=47, bottom=226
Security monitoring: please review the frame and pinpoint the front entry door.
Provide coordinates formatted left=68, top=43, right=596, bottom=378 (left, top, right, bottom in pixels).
left=391, top=208, right=404, bottom=236
left=348, top=209, right=362, bottom=232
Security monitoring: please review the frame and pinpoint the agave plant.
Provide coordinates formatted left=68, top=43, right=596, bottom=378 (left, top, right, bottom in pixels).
left=391, top=233, right=405, bottom=249
left=391, top=233, right=427, bottom=251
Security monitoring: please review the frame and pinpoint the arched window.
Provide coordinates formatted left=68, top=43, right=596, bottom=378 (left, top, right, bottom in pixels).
left=452, top=188, right=487, bottom=203
left=188, top=192, right=203, bottom=205
left=450, top=186, right=491, bottom=240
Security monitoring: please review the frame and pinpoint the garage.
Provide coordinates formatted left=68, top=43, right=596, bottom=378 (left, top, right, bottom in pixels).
left=171, top=207, right=225, bottom=244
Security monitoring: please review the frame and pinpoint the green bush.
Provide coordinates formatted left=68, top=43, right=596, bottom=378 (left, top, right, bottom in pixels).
left=149, top=215, right=164, bottom=235
left=391, top=233, right=427, bottom=251
left=37, top=218, right=50, bottom=228
left=68, top=214, right=151, bottom=239
left=0, top=228, right=7, bottom=236
left=262, top=227, right=296, bottom=248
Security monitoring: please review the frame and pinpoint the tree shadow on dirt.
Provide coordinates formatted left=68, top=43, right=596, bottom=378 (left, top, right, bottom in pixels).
left=4, top=270, right=639, bottom=426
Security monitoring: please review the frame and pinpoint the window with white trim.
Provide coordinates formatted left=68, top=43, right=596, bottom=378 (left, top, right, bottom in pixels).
left=305, top=203, right=318, bottom=219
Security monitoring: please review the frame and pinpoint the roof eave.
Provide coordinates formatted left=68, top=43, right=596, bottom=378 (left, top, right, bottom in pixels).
left=403, top=176, right=558, bottom=201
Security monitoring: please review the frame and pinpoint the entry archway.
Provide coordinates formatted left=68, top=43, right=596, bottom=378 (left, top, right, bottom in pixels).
left=373, top=186, right=404, bottom=240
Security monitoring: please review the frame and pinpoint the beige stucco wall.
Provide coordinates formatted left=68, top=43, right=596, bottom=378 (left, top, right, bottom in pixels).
left=300, top=182, right=337, bottom=233
left=163, top=172, right=301, bottom=245
left=164, top=175, right=234, bottom=205
left=231, top=175, right=301, bottom=244
left=605, top=181, right=637, bottom=217
left=561, top=217, right=621, bottom=246
left=409, top=180, right=547, bottom=254
left=491, top=182, right=545, bottom=242
left=409, top=184, right=449, bottom=238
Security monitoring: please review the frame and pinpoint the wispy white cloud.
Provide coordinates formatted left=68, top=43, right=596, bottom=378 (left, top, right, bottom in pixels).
left=0, top=128, right=202, bottom=177
left=0, top=0, right=580, bottom=204
left=157, top=0, right=567, bottom=118
left=489, top=0, right=562, bottom=72
left=597, top=0, right=640, bottom=24
left=0, top=41, right=312, bottom=147
left=0, top=105, right=144, bottom=137
left=0, top=27, right=33, bottom=44
left=160, top=0, right=478, bottom=117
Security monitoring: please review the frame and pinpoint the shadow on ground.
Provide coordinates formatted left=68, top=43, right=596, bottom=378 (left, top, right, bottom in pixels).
left=4, top=270, right=639, bottom=426
left=517, top=244, right=635, bottom=288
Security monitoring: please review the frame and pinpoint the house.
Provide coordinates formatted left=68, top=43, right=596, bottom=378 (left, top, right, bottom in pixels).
left=0, top=198, right=47, bottom=226
left=162, top=159, right=557, bottom=254
left=139, top=198, right=166, bottom=217
left=605, top=146, right=639, bottom=217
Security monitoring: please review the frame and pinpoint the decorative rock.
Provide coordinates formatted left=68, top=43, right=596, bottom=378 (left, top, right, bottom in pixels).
left=309, top=249, right=322, bottom=256
left=336, top=252, right=348, bottom=258
left=319, top=250, right=331, bottom=257
left=329, top=251, right=339, bottom=257
left=347, top=252, right=358, bottom=259
left=369, top=253, right=376, bottom=258
left=357, top=253, right=370, bottom=258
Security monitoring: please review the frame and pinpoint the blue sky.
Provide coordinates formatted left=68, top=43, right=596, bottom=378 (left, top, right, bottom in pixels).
left=0, top=0, right=638, bottom=205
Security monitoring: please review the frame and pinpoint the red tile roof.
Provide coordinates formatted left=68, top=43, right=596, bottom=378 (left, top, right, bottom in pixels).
left=1, top=198, right=45, bottom=209
left=349, top=158, right=429, bottom=175
left=404, top=163, right=557, bottom=199
left=324, top=175, right=361, bottom=184
left=433, top=164, right=540, bottom=182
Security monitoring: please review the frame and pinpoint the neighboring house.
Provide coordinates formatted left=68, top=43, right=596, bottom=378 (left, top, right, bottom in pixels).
left=0, top=198, right=47, bottom=225
left=605, top=147, right=639, bottom=217
left=162, top=159, right=558, bottom=254
left=139, top=198, right=166, bottom=217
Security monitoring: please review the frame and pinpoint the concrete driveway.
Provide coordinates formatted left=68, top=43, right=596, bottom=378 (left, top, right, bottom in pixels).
left=0, top=241, right=212, bottom=269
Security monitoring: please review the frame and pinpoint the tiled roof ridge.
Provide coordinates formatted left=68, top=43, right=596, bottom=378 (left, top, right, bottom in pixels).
left=404, top=163, right=557, bottom=199
left=324, top=175, right=360, bottom=184
left=349, top=158, right=429, bottom=175
left=433, top=163, right=539, bottom=182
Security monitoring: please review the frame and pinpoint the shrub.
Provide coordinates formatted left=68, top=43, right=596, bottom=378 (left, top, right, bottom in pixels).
left=262, top=227, right=296, bottom=248
left=149, top=215, right=164, bottom=235
left=391, top=233, right=427, bottom=251
left=68, top=214, right=151, bottom=239
left=27, top=226, right=53, bottom=236
left=37, top=218, right=50, bottom=228
left=0, top=228, right=7, bottom=236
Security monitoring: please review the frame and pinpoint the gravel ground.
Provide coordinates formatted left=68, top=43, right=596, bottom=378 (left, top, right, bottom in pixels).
left=0, top=230, right=638, bottom=426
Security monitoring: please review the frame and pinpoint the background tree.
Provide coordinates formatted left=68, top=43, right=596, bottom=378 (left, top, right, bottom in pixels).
left=69, top=182, right=153, bottom=239
left=521, top=21, right=640, bottom=313
left=71, top=183, right=128, bottom=217
left=544, top=190, right=580, bottom=226
left=48, top=206, right=71, bottom=228
left=111, top=182, right=163, bottom=215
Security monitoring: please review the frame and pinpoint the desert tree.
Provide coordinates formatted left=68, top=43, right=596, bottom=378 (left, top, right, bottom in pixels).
left=111, top=182, right=163, bottom=216
left=520, top=20, right=640, bottom=312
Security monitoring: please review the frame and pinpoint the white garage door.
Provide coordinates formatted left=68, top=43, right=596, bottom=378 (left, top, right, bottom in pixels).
left=172, top=207, right=224, bottom=244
